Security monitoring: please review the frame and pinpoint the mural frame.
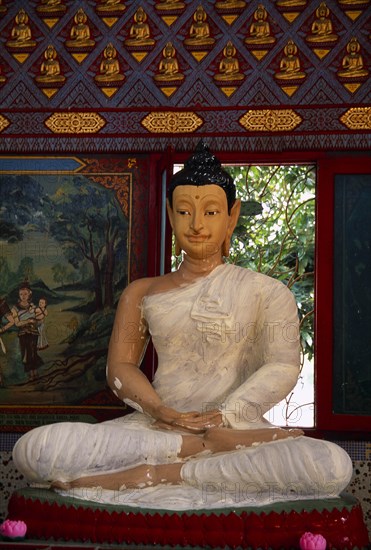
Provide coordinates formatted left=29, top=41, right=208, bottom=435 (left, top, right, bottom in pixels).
left=0, top=154, right=150, bottom=432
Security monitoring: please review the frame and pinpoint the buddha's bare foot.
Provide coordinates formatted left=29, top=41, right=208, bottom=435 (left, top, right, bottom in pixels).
left=51, top=462, right=183, bottom=492
left=203, top=426, right=304, bottom=453
left=51, top=464, right=158, bottom=492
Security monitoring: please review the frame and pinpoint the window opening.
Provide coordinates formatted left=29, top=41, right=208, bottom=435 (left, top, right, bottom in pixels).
left=171, top=163, right=316, bottom=428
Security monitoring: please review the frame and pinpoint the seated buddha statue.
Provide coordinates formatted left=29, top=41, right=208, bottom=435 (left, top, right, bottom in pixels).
left=124, top=7, right=155, bottom=47
left=95, top=43, right=125, bottom=83
left=245, top=5, right=276, bottom=45
left=66, top=9, right=95, bottom=48
left=275, top=40, right=306, bottom=80
left=338, top=37, right=368, bottom=78
left=214, top=41, right=244, bottom=82
left=306, top=2, right=338, bottom=44
left=12, top=141, right=352, bottom=510
left=6, top=9, right=36, bottom=49
left=154, top=42, right=184, bottom=82
left=184, top=6, right=215, bottom=47
left=35, top=45, right=65, bottom=83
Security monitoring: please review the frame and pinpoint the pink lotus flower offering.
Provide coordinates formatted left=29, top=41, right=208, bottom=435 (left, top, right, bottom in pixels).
left=300, top=532, right=326, bottom=550
left=0, top=519, right=27, bottom=539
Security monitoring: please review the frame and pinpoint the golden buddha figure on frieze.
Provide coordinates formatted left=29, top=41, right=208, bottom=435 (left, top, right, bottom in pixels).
left=96, top=0, right=126, bottom=13
left=35, top=44, right=65, bottom=84
left=155, top=0, right=185, bottom=11
left=275, top=40, right=306, bottom=80
left=214, top=41, right=244, bottom=82
left=124, top=7, right=155, bottom=47
left=184, top=6, right=215, bottom=47
left=6, top=9, right=37, bottom=49
left=245, top=5, right=276, bottom=45
left=276, top=0, right=306, bottom=6
left=306, top=2, right=338, bottom=44
left=338, top=37, right=368, bottom=78
left=36, top=0, right=67, bottom=14
left=215, top=0, right=246, bottom=10
left=154, top=42, right=184, bottom=82
left=338, top=0, right=369, bottom=4
left=66, top=9, right=95, bottom=49
left=95, top=43, right=125, bottom=83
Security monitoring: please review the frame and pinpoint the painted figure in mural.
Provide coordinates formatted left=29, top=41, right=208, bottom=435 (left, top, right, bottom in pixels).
left=13, top=142, right=352, bottom=510
left=11, top=283, right=43, bottom=382
left=275, top=40, right=306, bottom=80
left=184, top=6, right=215, bottom=47
left=37, top=0, right=67, bottom=14
left=66, top=9, right=95, bottom=48
left=96, top=0, right=126, bottom=13
left=0, top=298, right=14, bottom=387
left=306, top=3, right=338, bottom=43
left=124, top=8, right=155, bottom=47
left=155, top=42, right=184, bottom=82
left=338, top=37, right=368, bottom=78
left=214, top=41, right=244, bottom=82
left=6, top=10, right=36, bottom=48
left=155, top=0, right=185, bottom=11
left=34, top=298, right=49, bottom=351
left=95, top=43, right=125, bottom=83
left=35, top=45, right=65, bottom=83
left=245, top=5, right=275, bottom=45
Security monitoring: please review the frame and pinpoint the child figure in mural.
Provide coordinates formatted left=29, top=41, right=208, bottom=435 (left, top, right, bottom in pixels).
left=11, top=283, right=43, bottom=381
left=34, top=298, right=49, bottom=351
left=13, top=142, right=352, bottom=510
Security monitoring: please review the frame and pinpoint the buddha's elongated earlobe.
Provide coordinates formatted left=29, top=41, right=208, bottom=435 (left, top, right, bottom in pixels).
left=175, top=237, right=181, bottom=256
left=222, top=234, right=231, bottom=257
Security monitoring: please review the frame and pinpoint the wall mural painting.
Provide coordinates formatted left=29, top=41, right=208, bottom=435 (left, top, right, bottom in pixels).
left=0, top=156, right=149, bottom=430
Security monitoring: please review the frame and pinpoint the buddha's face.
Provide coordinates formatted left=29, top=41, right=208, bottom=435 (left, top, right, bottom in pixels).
left=168, top=184, right=238, bottom=260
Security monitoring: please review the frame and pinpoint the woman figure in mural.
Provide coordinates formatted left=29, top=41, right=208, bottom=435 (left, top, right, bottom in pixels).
left=184, top=6, right=215, bottom=47
left=124, top=8, right=155, bottom=47
left=13, top=142, right=352, bottom=510
left=7, top=9, right=36, bottom=48
left=214, top=41, right=244, bottom=82
left=245, top=5, right=276, bottom=45
left=11, top=283, right=43, bottom=382
left=66, top=9, right=95, bottom=48
left=338, top=37, right=368, bottom=78
left=0, top=299, right=15, bottom=387
left=95, top=43, right=125, bottom=83
left=306, top=2, right=338, bottom=44
left=275, top=40, right=306, bottom=80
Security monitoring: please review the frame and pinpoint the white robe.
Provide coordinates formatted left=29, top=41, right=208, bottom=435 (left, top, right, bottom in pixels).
left=13, top=264, right=352, bottom=510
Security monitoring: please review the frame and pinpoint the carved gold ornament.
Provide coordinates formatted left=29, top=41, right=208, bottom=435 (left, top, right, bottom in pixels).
left=239, top=109, right=302, bottom=131
left=0, top=114, right=10, bottom=132
left=141, top=111, right=203, bottom=133
left=45, top=112, right=106, bottom=133
left=340, top=107, right=371, bottom=130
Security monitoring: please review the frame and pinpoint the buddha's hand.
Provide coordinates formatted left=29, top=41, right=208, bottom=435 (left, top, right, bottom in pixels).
left=152, top=405, right=223, bottom=433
